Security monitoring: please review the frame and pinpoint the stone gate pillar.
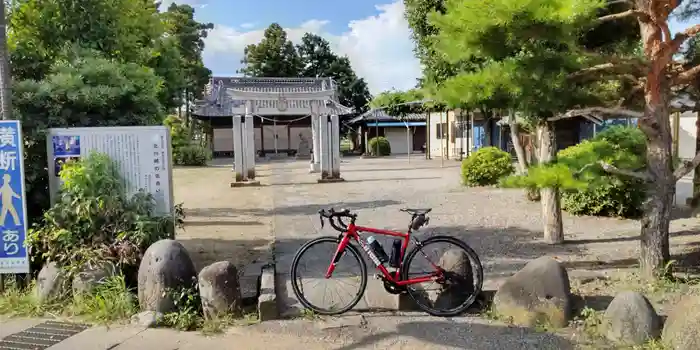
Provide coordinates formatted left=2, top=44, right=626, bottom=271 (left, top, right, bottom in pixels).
left=232, top=115, right=245, bottom=181
left=318, top=113, right=344, bottom=183
left=310, top=100, right=321, bottom=173
left=244, top=100, right=256, bottom=179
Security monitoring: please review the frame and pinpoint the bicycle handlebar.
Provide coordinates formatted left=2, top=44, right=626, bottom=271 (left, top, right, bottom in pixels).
left=318, top=208, right=357, bottom=232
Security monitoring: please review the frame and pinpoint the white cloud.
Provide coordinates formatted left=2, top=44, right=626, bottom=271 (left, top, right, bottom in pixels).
left=239, top=22, right=256, bottom=29
left=202, top=1, right=421, bottom=95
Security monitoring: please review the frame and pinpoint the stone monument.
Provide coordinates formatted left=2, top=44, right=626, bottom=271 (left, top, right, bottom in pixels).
left=296, top=133, right=311, bottom=159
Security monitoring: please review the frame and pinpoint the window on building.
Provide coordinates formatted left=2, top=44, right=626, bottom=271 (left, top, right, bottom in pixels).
left=435, top=122, right=447, bottom=139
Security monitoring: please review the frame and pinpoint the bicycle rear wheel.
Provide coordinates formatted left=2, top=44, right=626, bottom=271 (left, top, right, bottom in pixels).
left=401, top=235, right=484, bottom=317
left=290, top=236, right=367, bottom=315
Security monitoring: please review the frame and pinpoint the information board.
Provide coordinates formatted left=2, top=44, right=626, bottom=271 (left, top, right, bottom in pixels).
left=0, top=120, right=29, bottom=274
left=47, top=126, right=174, bottom=216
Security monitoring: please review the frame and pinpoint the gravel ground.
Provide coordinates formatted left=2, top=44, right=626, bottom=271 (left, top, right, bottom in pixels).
left=173, top=161, right=275, bottom=272
left=170, top=156, right=700, bottom=348
left=268, top=156, right=700, bottom=285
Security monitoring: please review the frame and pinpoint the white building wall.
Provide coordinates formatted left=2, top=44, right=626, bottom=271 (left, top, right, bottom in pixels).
left=675, top=111, right=699, bottom=206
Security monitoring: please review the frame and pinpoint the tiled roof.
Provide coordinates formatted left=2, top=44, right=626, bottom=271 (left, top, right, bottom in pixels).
left=348, top=109, right=426, bottom=124
left=192, top=76, right=353, bottom=117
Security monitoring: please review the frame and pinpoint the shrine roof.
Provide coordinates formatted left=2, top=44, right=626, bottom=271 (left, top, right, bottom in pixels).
left=348, top=109, right=426, bottom=124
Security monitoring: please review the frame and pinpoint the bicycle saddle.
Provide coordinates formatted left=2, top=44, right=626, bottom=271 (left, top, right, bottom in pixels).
left=400, top=208, right=432, bottom=215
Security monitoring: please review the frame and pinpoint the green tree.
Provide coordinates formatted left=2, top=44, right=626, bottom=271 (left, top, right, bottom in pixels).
left=8, top=0, right=163, bottom=81
left=0, top=0, right=11, bottom=120
left=296, top=33, right=371, bottom=114
left=14, top=49, right=164, bottom=221
left=429, top=0, right=639, bottom=244
left=239, top=23, right=302, bottom=77
left=162, top=3, right=213, bottom=113
left=432, top=0, right=700, bottom=278
left=370, top=89, right=426, bottom=116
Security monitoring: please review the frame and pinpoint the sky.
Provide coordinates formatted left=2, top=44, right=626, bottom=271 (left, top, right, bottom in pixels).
left=160, top=0, right=695, bottom=96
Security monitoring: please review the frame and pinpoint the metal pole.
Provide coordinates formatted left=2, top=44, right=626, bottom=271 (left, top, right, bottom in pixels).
left=375, top=110, right=379, bottom=156
left=440, top=112, right=444, bottom=168
left=273, top=117, right=278, bottom=155
left=405, top=121, right=410, bottom=163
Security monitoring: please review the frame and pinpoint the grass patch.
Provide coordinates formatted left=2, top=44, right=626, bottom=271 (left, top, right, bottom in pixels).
left=0, top=275, right=137, bottom=323
left=1, top=274, right=260, bottom=334
left=66, top=275, right=138, bottom=324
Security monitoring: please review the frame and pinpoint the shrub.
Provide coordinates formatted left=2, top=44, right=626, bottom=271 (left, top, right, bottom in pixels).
left=174, top=145, right=211, bottom=166
left=461, top=146, right=514, bottom=186
left=558, top=126, right=647, bottom=218
left=368, top=136, right=391, bottom=156
left=27, top=152, right=183, bottom=276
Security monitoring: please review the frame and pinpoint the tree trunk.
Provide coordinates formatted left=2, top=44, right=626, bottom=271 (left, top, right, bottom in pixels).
left=508, top=113, right=528, bottom=174
left=637, top=91, right=674, bottom=280
left=0, top=1, right=12, bottom=120
left=635, top=16, right=675, bottom=280
left=537, top=120, right=563, bottom=244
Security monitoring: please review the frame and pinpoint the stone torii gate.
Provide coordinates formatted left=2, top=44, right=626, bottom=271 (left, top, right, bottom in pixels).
left=214, top=77, right=349, bottom=186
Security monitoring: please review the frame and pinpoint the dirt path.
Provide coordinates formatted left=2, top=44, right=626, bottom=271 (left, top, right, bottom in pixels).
left=173, top=160, right=275, bottom=273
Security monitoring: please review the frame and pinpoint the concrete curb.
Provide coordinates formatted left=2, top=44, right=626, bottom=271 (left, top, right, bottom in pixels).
left=257, top=264, right=278, bottom=321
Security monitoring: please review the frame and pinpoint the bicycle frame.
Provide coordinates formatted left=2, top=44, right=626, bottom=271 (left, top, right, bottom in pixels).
left=324, top=222, right=442, bottom=286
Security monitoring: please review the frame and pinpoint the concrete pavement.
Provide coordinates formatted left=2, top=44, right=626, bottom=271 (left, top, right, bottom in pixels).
left=0, top=314, right=577, bottom=350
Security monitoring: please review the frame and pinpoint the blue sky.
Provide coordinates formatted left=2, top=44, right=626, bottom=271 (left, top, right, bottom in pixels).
left=163, top=0, right=696, bottom=95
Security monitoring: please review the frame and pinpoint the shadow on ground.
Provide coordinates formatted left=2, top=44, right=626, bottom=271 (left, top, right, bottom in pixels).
left=186, top=199, right=403, bottom=218
left=265, top=176, right=442, bottom=187
left=177, top=238, right=272, bottom=272
left=332, top=320, right=575, bottom=350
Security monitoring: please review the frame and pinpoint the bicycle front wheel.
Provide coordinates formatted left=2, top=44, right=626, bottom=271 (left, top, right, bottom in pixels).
left=401, top=235, right=484, bottom=317
left=290, top=236, right=367, bottom=315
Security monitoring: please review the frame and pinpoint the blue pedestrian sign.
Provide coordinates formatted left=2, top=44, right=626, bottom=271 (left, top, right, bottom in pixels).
left=0, top=120, right=29, bottom=274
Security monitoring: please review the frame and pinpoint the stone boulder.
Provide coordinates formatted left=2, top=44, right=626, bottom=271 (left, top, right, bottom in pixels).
left=198, top=261, right=241, bottom=319
left=72, top=261, right=117, bottom=295
left=603, top=291, right=661, bottom=345
left=493, top=256, right=572, bottom=328
left=36, top=262, right=69, bottom=302
left=662, top=295, right=700, bottom=350
left=432, top=249, right=475, bottom=310
left=137, top=239, right=197, bottom=313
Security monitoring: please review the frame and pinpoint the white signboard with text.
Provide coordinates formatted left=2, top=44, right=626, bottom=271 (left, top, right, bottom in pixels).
left=47, top=126, right=174, bottom=215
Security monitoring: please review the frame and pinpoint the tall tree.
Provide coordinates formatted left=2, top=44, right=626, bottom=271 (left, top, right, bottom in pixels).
left=162, top=3, right=213, bottom=112
left=296, top=33, right=371, bottom=114
left=432, top=0, right=700, bottom=278
left=568, top=0, right=700, bottom=279
left=8, top=0, right=163, bottom=81
left=239, top=23, right=302, bottom=77
left=0, top=0, right=11, bottom=120
left=431, top=0, right=640, bottom=245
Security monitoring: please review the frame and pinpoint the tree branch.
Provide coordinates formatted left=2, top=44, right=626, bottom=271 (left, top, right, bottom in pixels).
left=668, top=24, right=700, bottom=57
left=672, top=63, right=700, bottom=86
left=598, top=161, right=651, bottom=181
left=551, top=107, right=644, bottom=122
left=674, top=152, right=700, bottom=181
left=598, top=10, right=651, bottom=23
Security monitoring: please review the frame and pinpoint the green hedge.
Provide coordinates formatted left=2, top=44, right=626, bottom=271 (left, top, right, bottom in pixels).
left=174, top=145, right=211, bottom=166
left=368, top=136, right=391, bottom=156
left=461, top=146, right=514, bottom=186
left=559, top=126, right=647, bottom=218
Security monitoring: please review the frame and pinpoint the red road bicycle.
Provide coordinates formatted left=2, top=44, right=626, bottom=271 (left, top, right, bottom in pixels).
left=290, top=208, right=484, bottom=316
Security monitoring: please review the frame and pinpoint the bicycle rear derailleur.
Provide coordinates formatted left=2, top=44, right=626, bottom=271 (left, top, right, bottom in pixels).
left=375, top=273, right=406, bottom=295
